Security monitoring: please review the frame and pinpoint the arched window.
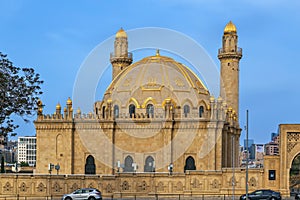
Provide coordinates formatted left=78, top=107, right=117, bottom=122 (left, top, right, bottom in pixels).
left=85, top=155, right=96, bottom=174
left=102, top=106, right=106, bottom=119
left=183, top=105, right=190, bottom=118
left=146, top=104, right=154, bottom=118
left=114, top=105, right=119, bottom=118
left=144, top=156, right=155, bottom=172
left=184, top=156, right=196, bottom=172
left=129, top=104, right=135, bottom=118
left=124, top=155, right=134, bottom=172
left=199, top=106, right=204, bottom=118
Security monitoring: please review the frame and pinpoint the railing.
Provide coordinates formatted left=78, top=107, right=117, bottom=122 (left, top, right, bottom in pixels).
left=110, top=52, right=133, bottom=59
left=218, top=47, right=242, bottom=55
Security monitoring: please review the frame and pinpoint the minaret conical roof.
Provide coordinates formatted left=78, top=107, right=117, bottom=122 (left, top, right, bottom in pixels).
left=116, top=28, right=127, bottom=38
left=224, top=21, right=237, bottom=34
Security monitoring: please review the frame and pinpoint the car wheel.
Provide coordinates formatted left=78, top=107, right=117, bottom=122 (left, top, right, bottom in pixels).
left=88, top=197, right=96, bottom=200
left=65, top=197, right=72, bottom=200
left=269, top=197, right=275, bottom=200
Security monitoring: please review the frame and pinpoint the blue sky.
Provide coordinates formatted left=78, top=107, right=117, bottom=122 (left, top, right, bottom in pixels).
left=1, top=0, right=300, bottom=144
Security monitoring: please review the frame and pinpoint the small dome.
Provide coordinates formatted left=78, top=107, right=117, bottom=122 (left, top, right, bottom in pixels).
left=56, top=103, right=61, bottom=110
left=66, top=97, right=72, bottom=105
left=224, top=21, right=237, bottom=34
left=116, top=28, right=127, bottom=38
left=77, top=107, right=81, bottom=114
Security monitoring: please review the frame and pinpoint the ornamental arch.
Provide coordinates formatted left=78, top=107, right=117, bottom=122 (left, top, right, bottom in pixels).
left=278, top=124, right=300, bottom=195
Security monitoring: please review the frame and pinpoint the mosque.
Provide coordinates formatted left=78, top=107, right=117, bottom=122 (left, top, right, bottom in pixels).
left=30, top=22, right=292, bottom=197
left=35, top=21, right=241, bottom=175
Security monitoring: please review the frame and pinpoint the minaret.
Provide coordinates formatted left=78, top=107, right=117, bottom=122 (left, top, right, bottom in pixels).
left=110, top=28, right=133, bottom=79
left=218, top=21, right=242, bottom=117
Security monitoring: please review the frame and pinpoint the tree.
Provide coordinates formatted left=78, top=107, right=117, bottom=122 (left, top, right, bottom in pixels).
left=20, top=161, right=29, bottom=167
left=1, top=156, right=4, bottom=173
left=0, top=52, right=43, bottom=140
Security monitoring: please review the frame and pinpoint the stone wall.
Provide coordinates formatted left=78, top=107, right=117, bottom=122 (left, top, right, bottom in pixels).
left=0, top=167, right=286, bottom=199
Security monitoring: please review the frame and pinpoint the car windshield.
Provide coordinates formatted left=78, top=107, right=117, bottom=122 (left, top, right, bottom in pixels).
left=263, top=190, right=272, bottom=195
left=74, top=189, right=82, bottom=194
left=254, top=190, right=263, bottom=195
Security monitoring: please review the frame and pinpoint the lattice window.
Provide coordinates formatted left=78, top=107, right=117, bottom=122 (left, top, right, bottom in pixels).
left=37, top=182, right=45, bottom=192
left=287, top=132, right=300, bottom=152
left=288, top=132, right=300, bottom=142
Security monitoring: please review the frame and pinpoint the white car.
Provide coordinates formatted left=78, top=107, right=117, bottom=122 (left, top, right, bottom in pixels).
left=62, top=188, right=102, bottom=200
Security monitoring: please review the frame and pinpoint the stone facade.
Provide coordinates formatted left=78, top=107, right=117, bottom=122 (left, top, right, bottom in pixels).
left=35, top=22, right=242, bottom=176
left=29, top=22, right=293, bottom=198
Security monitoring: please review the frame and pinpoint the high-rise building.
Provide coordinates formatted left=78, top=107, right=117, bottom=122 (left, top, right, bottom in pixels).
left=244, top=139, right=254, bottom=151
left=271, top=132, right=279, bottom=141
left=17, top=136, right=36, bottom=166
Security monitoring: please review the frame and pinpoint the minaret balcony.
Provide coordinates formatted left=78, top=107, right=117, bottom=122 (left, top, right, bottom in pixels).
left=218, top=48, right=242, bottom=59
left=218, top=47, right=242, bottom=55
left=110, top=52, right=133, bottom=59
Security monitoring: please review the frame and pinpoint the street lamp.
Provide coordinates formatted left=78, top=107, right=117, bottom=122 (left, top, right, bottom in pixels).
left=48, top=163, right=54, bottom=174
left=168, top=163, right=173, bottom=175
left=246, top=110, right=249, bottom=200
left=55, top=164, right=60, bottom=175
left=232, top=135, right=235, bottom=200
left=116, top=160, right=120, bottom=173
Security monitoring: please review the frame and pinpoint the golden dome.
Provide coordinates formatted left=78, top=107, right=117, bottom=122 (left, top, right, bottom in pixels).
left=105, top=53, right=209, bottom=96
left=56, top=103, right=61, bottom=110
left=224, top=21, right=237, bottom=34
left=37, top=99, right=43, bottom=106
left=66, top=97, right=72, bottom=105
left=116, top=28, right=127, bottom=38
left=77, top=107, right=81, bottom=114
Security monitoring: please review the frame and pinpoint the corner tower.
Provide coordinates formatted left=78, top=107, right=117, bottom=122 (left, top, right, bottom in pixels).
left=218, top=21, right=242, bottom=117
left=110, top=28, right=133, bottom=79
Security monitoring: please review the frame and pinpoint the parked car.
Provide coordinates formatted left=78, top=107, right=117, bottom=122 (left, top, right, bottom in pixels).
left=62, top=188, right=102, bottom=200
left=240, top=189, right=281, bottom=200
left=295, top=192, right=300, bottom=200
